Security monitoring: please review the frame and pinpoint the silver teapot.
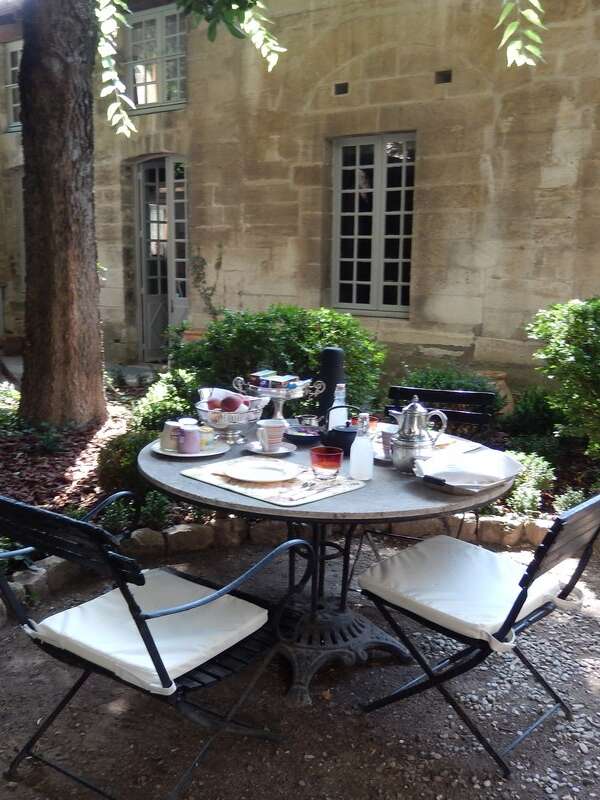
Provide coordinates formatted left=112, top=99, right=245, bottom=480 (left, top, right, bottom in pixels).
left=389, top=395, right=448, bottom=473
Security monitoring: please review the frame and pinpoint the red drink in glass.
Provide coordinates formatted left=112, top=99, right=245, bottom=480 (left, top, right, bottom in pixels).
left=310, top=446, right=343, bottom=479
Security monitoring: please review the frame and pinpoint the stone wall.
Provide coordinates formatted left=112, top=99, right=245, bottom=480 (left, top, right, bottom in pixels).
left=1, top=0, right=600, bottom=367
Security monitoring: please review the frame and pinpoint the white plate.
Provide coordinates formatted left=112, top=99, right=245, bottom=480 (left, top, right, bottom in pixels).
left=221, top=458, right=304, bottom=483
left=151, top=440, right=231, bottom=458
left=244, top=441, right=297, bottom=457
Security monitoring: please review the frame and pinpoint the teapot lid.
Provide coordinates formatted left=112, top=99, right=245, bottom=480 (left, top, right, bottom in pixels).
left=402, top=394, right=428, bottom=414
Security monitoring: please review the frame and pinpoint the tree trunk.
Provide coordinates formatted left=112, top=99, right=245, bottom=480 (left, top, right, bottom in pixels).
left=19, top=0, right=107, bottom=426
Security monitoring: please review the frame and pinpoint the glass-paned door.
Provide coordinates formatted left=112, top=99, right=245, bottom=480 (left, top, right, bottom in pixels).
left=137, top=157, right=188, bottom=361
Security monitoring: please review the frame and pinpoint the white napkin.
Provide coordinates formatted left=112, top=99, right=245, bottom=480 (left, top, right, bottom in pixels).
left=414, top=449, right=523, bottom=494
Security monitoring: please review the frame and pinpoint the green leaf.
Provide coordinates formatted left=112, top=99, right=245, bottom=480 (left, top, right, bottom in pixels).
left=521, top=8, right=546, bottom=28
left=207, top=18, right=219, bottom=41
left=528, top=0, right=544, bottom=12
left=498, top=19, right=520, bottom=49
left=525, top=43, right=544, bottom=59
left=524, top=28, right=543, bottom=43
left=494, top=2, right=515, bottom=30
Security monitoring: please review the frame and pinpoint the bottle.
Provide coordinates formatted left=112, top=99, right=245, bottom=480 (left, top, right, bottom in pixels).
left=327, top=383, right=348, bottom=430
left=349, top=412, right=374, bottom=480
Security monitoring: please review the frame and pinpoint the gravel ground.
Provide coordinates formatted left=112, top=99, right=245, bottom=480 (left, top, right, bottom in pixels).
left=0, top=538, right=598, bottom=800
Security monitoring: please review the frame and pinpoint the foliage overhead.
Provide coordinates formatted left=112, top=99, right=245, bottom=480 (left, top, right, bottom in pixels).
left=495, top=0, right=546, bottom=66
left=528, top=298, right=600, bottom=457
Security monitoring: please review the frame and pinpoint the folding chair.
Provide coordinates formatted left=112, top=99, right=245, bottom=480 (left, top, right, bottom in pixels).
left=357, top=494, right=600, bottom=777
left=0, top=495, right=313, bottom=799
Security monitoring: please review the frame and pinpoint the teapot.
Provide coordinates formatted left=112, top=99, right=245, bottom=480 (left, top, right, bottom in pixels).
left=388, top=395, right=448, bottom=473
left=319, top=405, right=361, bottom=455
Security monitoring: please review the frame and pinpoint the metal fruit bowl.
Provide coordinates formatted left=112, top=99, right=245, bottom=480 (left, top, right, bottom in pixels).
left=195, top=391, right=270, bottom=444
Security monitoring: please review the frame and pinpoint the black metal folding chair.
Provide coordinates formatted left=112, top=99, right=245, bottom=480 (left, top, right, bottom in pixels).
left=357, top=494, right=600, bottom=777
left=0, top=494, right=313, bottom=799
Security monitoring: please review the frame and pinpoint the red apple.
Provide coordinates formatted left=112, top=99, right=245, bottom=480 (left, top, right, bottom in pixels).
left=207, top=398, right=221, bottom=410
left=221, top=395, right=243, bottom=412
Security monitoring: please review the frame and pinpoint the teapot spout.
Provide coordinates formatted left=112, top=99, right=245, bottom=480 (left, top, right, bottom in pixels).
left=387, top=408, right=404, bottom=427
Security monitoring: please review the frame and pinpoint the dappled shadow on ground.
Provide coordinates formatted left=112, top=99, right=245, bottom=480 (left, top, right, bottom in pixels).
left=0, top=539, right=598, bottom=800
left=0, top=402, right=129, bottom=510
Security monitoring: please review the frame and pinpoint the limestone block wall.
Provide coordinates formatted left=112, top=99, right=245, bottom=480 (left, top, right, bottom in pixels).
left=1, top=0, right=600, bottom=368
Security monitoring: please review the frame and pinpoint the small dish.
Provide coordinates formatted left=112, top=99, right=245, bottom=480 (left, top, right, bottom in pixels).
left=244, top=441, right=297, bottom=457
left=151, top=441, right=231, bottom=458
left=284, top=425, right=321, bottom=445
left=221, top=458, right=304, bottom=483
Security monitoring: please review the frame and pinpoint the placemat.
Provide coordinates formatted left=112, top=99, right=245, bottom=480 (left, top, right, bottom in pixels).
left=181, top=457, right=365, bottom=507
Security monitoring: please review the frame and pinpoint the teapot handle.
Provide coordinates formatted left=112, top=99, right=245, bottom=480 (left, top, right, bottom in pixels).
left=322, top=405, right=361, bottom=428
left=426, top=409, right=448, bottom=445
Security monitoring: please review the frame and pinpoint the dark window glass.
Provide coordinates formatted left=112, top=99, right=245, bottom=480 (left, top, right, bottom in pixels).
left=340, top=238, right=354, bottom=258
left=406, top=145, right=416, bottom=163
left=384, top=239, right=400, bottom=260
left=401, top=285, right=410, bottom=306
left=406, top=165, right=415, bottom=186
left=387, top=167, right=403, bottom=188
left=340, top=261, right=353, bottom=281
left=342, top=146, right=356, bottom=167
left=404, top=214, right=413, bottom=236
left=358, top=216, right=372, bottom=236
left=342, top=193, right=355, bottom=213
left=357, top=239, right=371, bottom=259
left=402, top=238, right=412, bottom=260
left=356, top=261, right=371, bottom=281
left=386, top=191, right=401, bottom=212
left=359, top=144, right=374, bottom=165
left=385, top=215, right=401, bottom=236
left=384, top=262, right=399, bottom=282
left=358, top=193, right=373, bottom=213
left=342, top=170, right=355, bottom=190
left=383, top=285, right=398, bottom=305
left=404, top=190, right=414, bottom=212
left=402, top=262, right=411, bottom=283
left=341, top=216, right=354, bottom=236
left=175, top=222, right=186, bottom=239
left=175, top=241, right=186, bottom=259
left=356, top=284, right=371, bottom=304
left=339, top=283, right=353, bottom=303
left=358, top=168, right=373, bottom=190
left=148, top=277, right=158, bottom=294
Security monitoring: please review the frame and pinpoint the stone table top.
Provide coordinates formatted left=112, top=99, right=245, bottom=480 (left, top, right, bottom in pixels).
left=138, top=438, right=513, bottom=524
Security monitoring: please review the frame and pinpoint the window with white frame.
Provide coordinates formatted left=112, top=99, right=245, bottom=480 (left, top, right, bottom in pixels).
left=126, top=4, right=186, bottom=109
left=332, top=133, right=416, bottom=315
left=5, top=40, right=22, bottom=129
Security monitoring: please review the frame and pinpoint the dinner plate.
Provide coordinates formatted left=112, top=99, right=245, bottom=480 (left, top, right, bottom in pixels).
left=244, top=441, right=298, bottom=456
left=151, top=440, right=231, bottom=458
left=221, top=458, right=304, bottom=483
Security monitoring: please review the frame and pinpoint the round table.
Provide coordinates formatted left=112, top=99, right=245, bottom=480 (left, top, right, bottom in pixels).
left=138, top=439, right=513, bottom=703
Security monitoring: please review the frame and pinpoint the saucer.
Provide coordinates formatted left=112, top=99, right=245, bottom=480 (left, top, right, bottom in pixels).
left=151, top=440, right=231, bottom=458
left=244, top=441, right=297, bottom=457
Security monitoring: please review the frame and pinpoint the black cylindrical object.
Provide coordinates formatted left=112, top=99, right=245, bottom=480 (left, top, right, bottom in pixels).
left=318, top=346, right=345, bottom=418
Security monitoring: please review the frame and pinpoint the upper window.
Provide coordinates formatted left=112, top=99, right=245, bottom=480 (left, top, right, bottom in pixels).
left=5, top=40, right=22, bottom=129
left=332, top=133, right=416, bottom=316
left=126, top=4, right=186, bottom=110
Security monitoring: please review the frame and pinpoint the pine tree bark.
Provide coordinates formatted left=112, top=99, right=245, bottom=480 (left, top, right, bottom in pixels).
left=19, top=0, right=107, bottom=426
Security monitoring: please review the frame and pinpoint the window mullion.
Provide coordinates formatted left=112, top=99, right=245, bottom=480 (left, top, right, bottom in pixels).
left=332, top=143, right=342, bottom=309
left=372, top=137, right=385, bottom=312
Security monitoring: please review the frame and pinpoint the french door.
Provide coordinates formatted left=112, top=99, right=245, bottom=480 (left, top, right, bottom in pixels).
left=136, top=156, right=188, bottom=361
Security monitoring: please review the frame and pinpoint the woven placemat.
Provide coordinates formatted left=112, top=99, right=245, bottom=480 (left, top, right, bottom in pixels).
left=181, top=458, right=365, bottom=507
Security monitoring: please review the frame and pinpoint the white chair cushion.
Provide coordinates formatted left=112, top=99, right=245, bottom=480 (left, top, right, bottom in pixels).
left=27, top=569, right=269, bottom=695
left=358, top=536, right=562, bottom=645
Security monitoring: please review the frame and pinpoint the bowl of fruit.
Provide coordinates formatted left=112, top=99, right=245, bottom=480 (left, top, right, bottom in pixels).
left=195, top=388, right=269, bottom=443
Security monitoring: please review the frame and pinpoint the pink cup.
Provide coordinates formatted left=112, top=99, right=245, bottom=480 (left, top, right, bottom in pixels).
left=256, top=419, right=286, bottom=452
left=177, top=424, right=202, bottom=454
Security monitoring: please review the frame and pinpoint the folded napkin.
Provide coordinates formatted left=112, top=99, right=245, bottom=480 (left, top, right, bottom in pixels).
left=414, top=449, right=523, bottom=495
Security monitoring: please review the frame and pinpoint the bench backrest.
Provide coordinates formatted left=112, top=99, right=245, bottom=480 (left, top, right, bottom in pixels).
left=0, top=495, right=144, bottom=586
left=386, top=385, right=496, bottom=430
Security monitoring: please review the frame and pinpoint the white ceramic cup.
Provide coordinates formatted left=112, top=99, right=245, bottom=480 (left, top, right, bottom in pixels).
left=160, top=421, right=181, bottom=452
left=178, top=423, right=202, bottom=454
left=378, top=423, right=398, bottom=457
left=256, top=419, right=286, bottom=452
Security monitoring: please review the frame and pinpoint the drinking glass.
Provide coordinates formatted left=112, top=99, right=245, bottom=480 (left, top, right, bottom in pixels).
left=310, top=446, right=343, bottom=480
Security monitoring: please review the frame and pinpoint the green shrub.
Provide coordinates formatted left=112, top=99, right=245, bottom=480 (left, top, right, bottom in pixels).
left=553, top=487, right=587, bottom=515
left=131, top=369, right=199, bottom=431
left=0, top=382, right=20, bottom=431
left=528, top=298, right=600, bottom=456
left=401, top=365, right=503, bottom=414
left=501, top=386, right=565, bottom=436
left=169, top=305, right=386, bottom=408
left=140, top=491, right=171, bottom=530
left=97, top=430, right=159, bottom=498
left=504, top=450, right=555, bottom=516
left=99, top=499, right=136, bottom=535
left=506, top=433, right=564, bottom=465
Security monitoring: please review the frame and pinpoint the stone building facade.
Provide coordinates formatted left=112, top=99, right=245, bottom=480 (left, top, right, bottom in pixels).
left=0, top=0, right=599, bottom=371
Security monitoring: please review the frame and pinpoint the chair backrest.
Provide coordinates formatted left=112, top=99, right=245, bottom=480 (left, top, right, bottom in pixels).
left=385, top=385, right=496, bottom=430
left=522, top=494, right=600, bottom=593
left=0, top=495, right=144, bottom=587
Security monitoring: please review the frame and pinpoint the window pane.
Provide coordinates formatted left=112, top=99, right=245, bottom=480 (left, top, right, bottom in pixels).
left=384, top=263, right=399, bottom=282
left=174, top=202, right=186, bottom=220
left=358, top=193, right=372, bottom=213
left=402, top=263, right=411, bottom=283
left=357, top=239, right=371, bottom=259
left=386, top=192, right=401, bottom=212
left=148, top=277, right=158, bottom=295
left=356, top=262, right=371, bottom=282
left=385, top=215, right=401, bottom=236
left=175, top=222, right=186, bottom=239
left=341, top=216, right=354, bottom=236
left=359, top=144, right=374, bottom=165
left=339, top=283, right=353, bottom=303
left=176, top=241, right=186, bottom=259
left=340, top=261, right=353, bottom=281
left=342, top=170, right=355, bottom=190
left=404, top=215, right=413, bottom=236
left=404, top=190, right=414, bottom=212
left=357, top=216, right=372, bottom=236
left=340, top=239, right=354, bottom=259
left=358, top=168, right=373, bottom=190
left=406, top=165, right=415, bottom=186
left=383, top=285, right=398, bottom=305
left=342, top=147, right=356, bottom=167
left=356, top=284, right=371, bottom=304
left=402, top=238, right=412, bottom=260
left=176, top=279, right=187, bottom=298
left=342, top=194, right=355, bottom=213
left=176, top=262, right=186, bottom=278
left=384, top=239, right=399, bottom=260
left=387, top=167, right=403, bottom=188
left=401, top=286, right=410, bottom=306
